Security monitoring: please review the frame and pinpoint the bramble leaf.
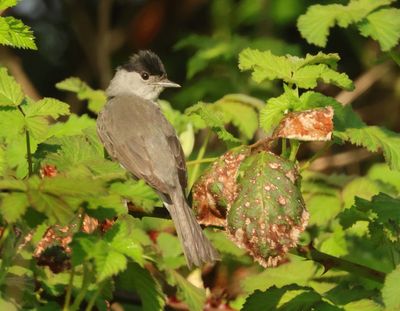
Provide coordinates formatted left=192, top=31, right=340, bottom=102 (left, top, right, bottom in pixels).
left=0, top=67, right=24, bottom=106
left=110, top=180, right=160, bottom=213
left=47, top=114, right=95, bottom=138
left=0, top=192, right=29, bottom=223
left=335, top=126, right=400, bottom=171
left=382, top=264, right=400, bottom=310
left=104, top=218, right=144, bottom=266
left=93, top=241, right=128, bottom=282
left=239, top=49, right=353, bottom=90
left=56, top=77, right=106, bottom=114
left=297, top=0, right=395, bottom=48
left=0, top=0, right=17, bottom=10
left=118, top=262, right=166, bottom=311
left=0, top=16, right=37, bottom=49
left=170, top=270, right=206, bottom=311
left=23, top=98, right=70, bottom=119
left=358, top=8, right=400, bottom=51
left=186, top=102, right=241, bottom=144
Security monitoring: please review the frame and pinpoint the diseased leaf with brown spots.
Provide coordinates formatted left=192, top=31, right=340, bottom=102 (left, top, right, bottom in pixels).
left=227, top=151, right=308, bottom=267
left=274, top=106, right=333, bottom=141
left=192, top=146, right=249, bottom=227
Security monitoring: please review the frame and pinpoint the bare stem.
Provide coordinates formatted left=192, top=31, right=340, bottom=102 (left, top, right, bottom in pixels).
left=85, top=280, right=105, bottom=311
left=17, top=106, right=33, bottom=176
left=293, top=245, right=385, bottom=283
left=188, top=130, right=211, bottom=190
left=63, top=267, right=75, bottom=311
left=186, top=157, right=217, bottom=166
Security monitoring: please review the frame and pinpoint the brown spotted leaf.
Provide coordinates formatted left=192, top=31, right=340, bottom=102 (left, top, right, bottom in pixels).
left=274, top=106, right=333, bottom=141
left=192, top=147, right=249, bottom=226
left=227, top=151, right=308, bottom=267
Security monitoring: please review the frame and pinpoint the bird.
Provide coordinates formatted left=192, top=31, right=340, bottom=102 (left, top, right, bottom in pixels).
left=96, top=50, right=219, bottom=267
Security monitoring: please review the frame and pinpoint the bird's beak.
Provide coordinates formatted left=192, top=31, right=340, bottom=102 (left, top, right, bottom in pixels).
left=153, top=78, right=181, bottom=88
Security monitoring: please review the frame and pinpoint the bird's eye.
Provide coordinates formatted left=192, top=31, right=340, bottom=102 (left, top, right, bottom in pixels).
left=141, top=72, right=149, bottom=80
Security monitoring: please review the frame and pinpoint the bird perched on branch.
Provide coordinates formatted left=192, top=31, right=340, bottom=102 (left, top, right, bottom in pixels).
left=96, top=50, right=219, bottom=267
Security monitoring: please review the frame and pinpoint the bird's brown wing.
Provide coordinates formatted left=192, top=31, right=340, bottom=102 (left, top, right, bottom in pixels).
left=97, top=94, right=187, bottom=194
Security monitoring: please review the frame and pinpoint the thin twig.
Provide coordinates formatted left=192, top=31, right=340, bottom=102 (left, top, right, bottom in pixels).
left=308, top=148, right=372, bottom=171
left=188, top=131, right=211, bottom=190
left=186, top=157, right=217, bottom=166
left=335, top=63, right=391, bottom=106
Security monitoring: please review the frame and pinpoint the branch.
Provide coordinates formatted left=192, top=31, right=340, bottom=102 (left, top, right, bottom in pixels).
left=293, top=245, right=386, bottom=283
left=336, top=62, right=392, bottom=106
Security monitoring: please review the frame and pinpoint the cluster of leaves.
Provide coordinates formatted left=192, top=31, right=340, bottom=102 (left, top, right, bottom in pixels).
left=298, top=0, right=400, bottom=51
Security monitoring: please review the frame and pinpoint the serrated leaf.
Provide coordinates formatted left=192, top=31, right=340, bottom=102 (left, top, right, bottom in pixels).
left=24, top=98, right=70, bottom=119
left=243, top=287, right=286, bottom=310
left=28, top=190, right=75, bottom=225
left=47, top=114, right=95, bottom=138
left=0, top=146, right=4, bottom=176
left=25, top=115, right=48, bottom=142
left=368, top=163, right=400, bottom=194
left=306, top=194, right=341, bottom=226
left=335, top=126, right=400, bottom=171
left=40, top=176, right=105, bottom=197
left=242, top=255, right=321, bottom=293
left=297, top=4, right=343, bottom=47
left=105, top=218, right=144, bottom=265
left=94, top=241, right=127, bottom=282
left=0, top=67, right=24, bottom=106
left=382, top=264, right=400, bottom=310
left=5, top=139, right=28, bottom=178
left=297, top=0, right=394, bottom=48
left=259, top=93, right=297, bottom=134
left=56, top=77, right=106, bottom=114
left=239, top=48, right=292, bottom=83
left=358, top=8, right=400, bottom=51
left=0, top=16, right=37, bottom=49
left=156, top=232, right=186, bottom=269
left=118, top=262, right=165, bottom=311
left=186, top=102, right=241, bottom=144
left=343, top=299, right=382, bottom=311
left=0, top=192, right=29, bottom=223
left=214, top=94, right=259, bottom=140
left=239, top=49, right=353, bottom=90
left=170, top=270, right=206, bottom=311
left=110, top=180, right=160, bottom=213
left=0, top=0, right=17, bottom=10
left=293, top=64, right=353, bottom=90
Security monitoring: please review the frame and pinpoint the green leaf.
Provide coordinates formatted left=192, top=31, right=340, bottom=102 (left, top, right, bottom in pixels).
left=0, top=67, right=24, bottom=106
left=297, top=0, right=394, bottom=48
left=110, top=180, right=160, bottom=213
left=24, top=98, right=70, bottom=119
left=297, top=4, right=343, bottom=47
left=93, top=240, right=128, bottom=282
left=40, top=176, right=105, bottom=197
left=213, top=94, right=259, bottom=140
left=186, top=102, right=241, bottom=144
left=0, top=16, right=37, bottom=49
left=382, top=264, right=400, bottom=310
left=170, top=270, right=206, bottom=311
left=156, top=232, right=186, bottom=269
left=0, top=192, right=29, bottom=223
left=25, top=115, right=48, bottom=143
left=243, top=287, right=286, bottom=310
left=0, top=0, right=17, bottom=10
left=238, top=49, right=353, bottom=90
left=0, top=146, right=5, bottom=176
left=358, top=8, right=400, bottom=51
left=368, top=163, right=400, bottom=194
left=306, top=194, right=341, bottom=226
left=242, top=255, right=321, bottom=293
left=47, top=114, right=95, bottom=138
left=105, top=217, right=144, bottom=266
left=259, top=93, right=294, bottom=134
left=239, top=48, right=292, bottom=83
left=335, top=126, right=400, bottom=171
left=117, top=262, right=165, bottom=311
left=28, top=190, right=75, bottom=225
left=56, top=77, right=106, bottom=114
left=293, top=64, right=353, bottom=90
left=343, top=299, right=382, bottom=311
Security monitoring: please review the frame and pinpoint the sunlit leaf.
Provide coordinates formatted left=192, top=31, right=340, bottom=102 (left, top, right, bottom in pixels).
left=0, top=67, right=24, bottom=106
left=0, top=192, right=29, bottom=223
left=382, top=264, right=400, bottom=310
left=0, top=16, right=37, bottom=49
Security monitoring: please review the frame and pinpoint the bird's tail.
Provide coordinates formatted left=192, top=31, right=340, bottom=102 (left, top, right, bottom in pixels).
left=165, top=190, right=220, bottom=268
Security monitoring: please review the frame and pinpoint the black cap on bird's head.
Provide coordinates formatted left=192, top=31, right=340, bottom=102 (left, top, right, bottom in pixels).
left=119, top=50, right=180, bottom=89
left=122, top=50, right=166, bottom=76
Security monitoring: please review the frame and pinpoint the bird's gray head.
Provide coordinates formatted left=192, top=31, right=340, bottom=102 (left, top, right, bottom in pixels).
left=106, top=50, right=180, bottom=101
